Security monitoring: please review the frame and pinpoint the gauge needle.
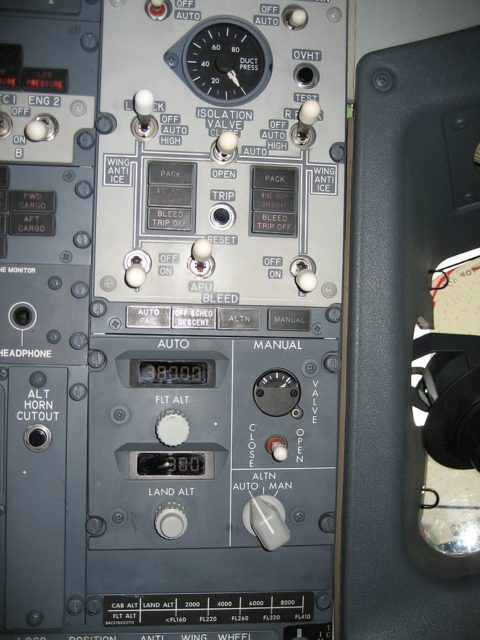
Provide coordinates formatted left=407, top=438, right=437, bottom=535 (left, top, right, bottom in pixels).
left=227, top=70, right=241, bottom=88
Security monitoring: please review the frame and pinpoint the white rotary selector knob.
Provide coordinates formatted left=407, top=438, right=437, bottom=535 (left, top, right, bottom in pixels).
left=192, top=237, right=213, bottom=262
left=25, top=119, right=49, bottom=142
left=288, top=8, right=308, bottom=28
left=296, top=268, right=318, bottom=293
left=155, top=503, right=188, bottom=540
left=155, top=410, right=190, bottom=447
left=242, top=495, right=291, bottom=551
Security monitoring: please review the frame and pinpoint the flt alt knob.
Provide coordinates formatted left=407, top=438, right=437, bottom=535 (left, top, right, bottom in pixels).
left=155, top=409, right=190, bottom=447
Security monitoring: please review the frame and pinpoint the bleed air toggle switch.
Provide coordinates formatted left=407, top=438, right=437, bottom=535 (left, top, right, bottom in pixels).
left=242, top=495, right=291, bottom=551
left=124, top=249, right=152, bottom=289
left=291, top=99, right=321, bottom=147
left=189, top=237, right=215, bottom=278
left=131, top=89, right=158, bottom=140
left=25, top=115, right=58, bottom=142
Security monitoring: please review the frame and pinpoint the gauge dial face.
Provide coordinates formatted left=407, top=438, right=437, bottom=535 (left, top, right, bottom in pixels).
left=183, top=20, right=272, bottom=105
left=253, top=369, right=301, bottom=417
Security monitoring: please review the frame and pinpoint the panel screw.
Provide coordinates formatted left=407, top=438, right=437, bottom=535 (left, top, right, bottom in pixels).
left=29, top=371, right=46, bottom=388
left=90, top=300, right=107, bottom=317
left=26, top=610, right=43, bottom=627
left=0, top=367, right=8, bottom=381
left=100, top=275, right=117, bottom=292
left=85, top=596, right=102, bottom=616
left=80, top=32, right=99, bottom=52
left=66, top=596, right=85, bottom=616
left=88, top=350, right=106, bottom=369
left=63, top=169, right=76, bottom=182
left=48, top=275, right=63, bottom=290
left=71, top=281, right=90, bottom=299
left=111, top=509, right=127, bottom=525
left=47, top=330, right=61, bottom=344
left=291, top=509, right=306, bottom=523
left=319, top=512, right=336, bottom=533
left=75, top=180, right=93, bottom=199
left=73, top=231, right=92, bottom=248
left=326, top=304, right=342, bottom=323
left=329, top=142, right=345, bottom=163
left=0, top=505, right=5, bottom=515
left=69, top=332, right=88, bottom=350
left=323, top=353, right=341, bottom=373
left=464, top=192, right=474, bottom=203
left=85, top=516, right=106, bottom=536
left=165, top=52, right=179, bottom=68
left=111, top=405, right=130, bottom=424
left=96, top=113, right=117, bottom=134
left=453, top=117, right=467, bottom=131
left=316, top=592, right=332, bottom=611
left=312, top=323, right=323, bottom=335
left=302, top=359, right=319, bottom=377
left=76, top=130, right=95, bottom=150
left=109, top=317, right=122, bottom=330
left=69, top=383, right=88, bottom=401
left=372, top=69, right=394, bottom=92
left=60, top=250, right=73, bottom=263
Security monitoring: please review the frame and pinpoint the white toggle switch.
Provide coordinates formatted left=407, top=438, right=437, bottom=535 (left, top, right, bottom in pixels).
left=155, top=410, right=190, bottom=447
left=242, top=495, right=291, bottom=551
left=298, top=99, right=321, bottom=127
left=272, top=441, right=288, bottom=461
left=296, top=268, right=318, bottom=293
left=125, top=264, right=147, bottom=288
left=288, top=7, right=308, bottom=28
left=133, top=89, right=155, bottom=117
left=192, top=237, right=213, bottom=263
left=266, top=435, right=289, bottom=462
left=151, top=0, right=165, bottom=7
left=25, top=119, right=49, bottom=142
left=216, top=131, right=238, bottom=155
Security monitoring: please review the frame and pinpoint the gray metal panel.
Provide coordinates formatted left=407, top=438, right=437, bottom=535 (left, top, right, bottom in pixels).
left=343, top=27, right=480, bottom=640
left=5, top=367, right=68, bottom=630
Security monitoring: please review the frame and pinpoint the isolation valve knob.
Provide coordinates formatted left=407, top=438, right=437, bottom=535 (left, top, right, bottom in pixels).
left=217, top=131, right=238, bottom=154
left=25, top=119, right=49, bottom=142
left=125, top=263, right=147, bottom=288
left=242, top=495, right=291, bottom=551
left=155, top=409, right=190, bottom=447
left=192, top=237, right=213, bottom=263
left=154, top=503, right=188, bottom=540
left=287, top=7, right=308, bottom=28
left=212, top=131, right=238, bottom=163
left=296, top=268, right=318, bottom=293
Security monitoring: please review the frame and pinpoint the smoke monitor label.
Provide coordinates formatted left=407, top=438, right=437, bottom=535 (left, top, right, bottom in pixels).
left=104, top=592, right=314, bottom=626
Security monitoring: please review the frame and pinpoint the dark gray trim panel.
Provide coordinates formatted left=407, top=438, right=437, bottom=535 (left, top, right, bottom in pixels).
left=342, top=27, right=480, bottom=640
